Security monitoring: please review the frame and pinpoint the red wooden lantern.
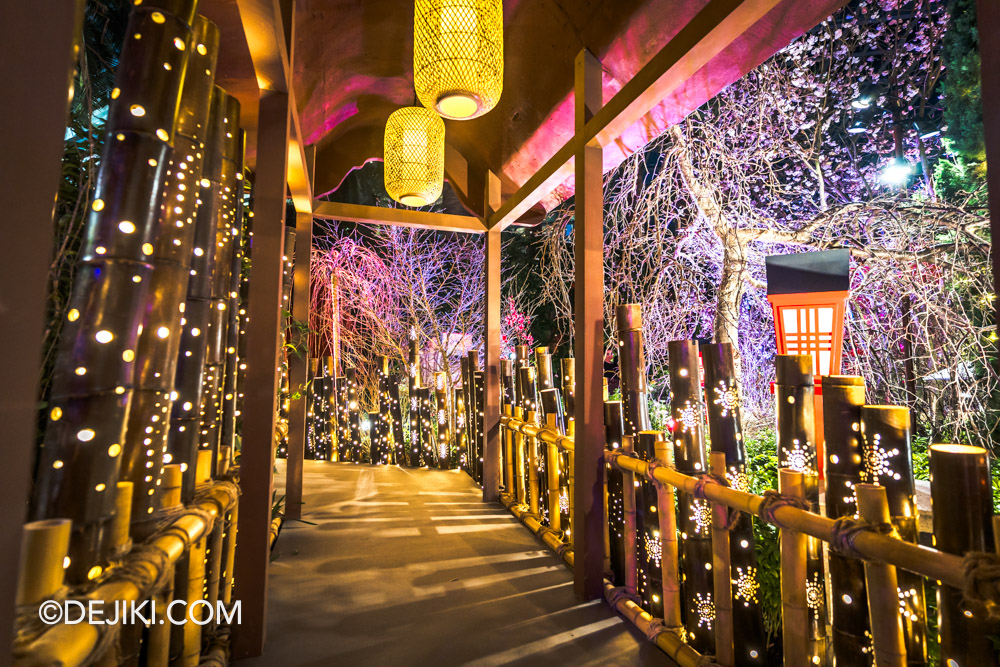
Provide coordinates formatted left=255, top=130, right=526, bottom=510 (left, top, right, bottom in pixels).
left=765, top=249, right=850, bottom=379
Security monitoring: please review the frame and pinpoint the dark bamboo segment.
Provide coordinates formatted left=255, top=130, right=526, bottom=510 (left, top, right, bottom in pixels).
left=616, top=305, right=651, bottom=435
left=561, top=357, right=576, bottom=430
left=701, top=342, right=767, bottom=666
left=929, top=443, right=997, bottom=666
left=376, top=356, right=392, bottom=464
left=473, top=370, right=486, bottom=481
left=454, top=386, right=468, bottom=469
left=434, top=372, right=450, bottom=468
left=822, top=374, right=873, bottom=665
left=653, top=438, right=682, bottom=631
left=32, top=0, right=198, bottom=583
left=518, top=365, right=538, bottom=507
left=500, top=359, right=514, bottom=491
left=856, top=484, right=906, bottom=667
left=605, top=400, right=627, bottom=587
left=774, top=354, right=827, bottom=663
left=636, top=430, right=665, bottom=618
left=468, top=351, right=483, bottom=479
left=860, top=405, right=927, bottom=664
left=460, top=355, right=472, bottom=473
left=422, top=386, right=436, bottom=466
left=779, top=468, right=810, bottom=667
left=346, top=368, right=361, bottom=461
left=409, top=329, right=422, bottom=466
left=667, top=340, right=713, bottom=654
left=336, top=376, right=349, bottom=461
left=514, top=344, right=531, bottom=407
left=621, top=435, right=639, bottom=597
left=536, top=347, right=555, bottom=391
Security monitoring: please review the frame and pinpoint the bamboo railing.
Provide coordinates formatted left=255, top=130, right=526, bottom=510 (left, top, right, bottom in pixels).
left=497, top=335, right=1000, bottom=667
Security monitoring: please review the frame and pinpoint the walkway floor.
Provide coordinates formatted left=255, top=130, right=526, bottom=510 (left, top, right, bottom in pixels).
left=244, top=460, right=670, bottom=666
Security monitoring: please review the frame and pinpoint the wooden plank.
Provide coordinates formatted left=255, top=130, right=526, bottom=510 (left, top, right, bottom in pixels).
left=488, top=0, right=785, bottom=230
left=979, top=0, right=1000, bottom=357
left=313, top=201, right=486, bottom=234
left=482, top=171, right=503, bottom=502
left=0, top=0, right=83, bottom=646
left=232, top=90, right=291, bottom=659
left=573, top=49, right=606, bottom=601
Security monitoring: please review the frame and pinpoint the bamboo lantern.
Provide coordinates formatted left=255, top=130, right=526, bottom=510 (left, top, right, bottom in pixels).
left=16, top=519, right=71, bottom=606
left=409, top=328, right=422, bottom=466
left=454, top=386, right=468, bottom=471
left=413, top=0, right=503, bottom=119
left=383, top=106, right=445, bottom=206
left=701, top=342, right=767, bottom=665
left=422, top=386, right=437, bottom=466
left=822, top=375, right=873, bottom=663
left=473, top=370, right=486, bottom=482
left=435, top=372, right=451, bottom=468
left=536, top=347, right=555, bottom=390
left=390, top=374, right=406, bottom=464
left=31, top=0, right=199, bottom=584
left=120, top=15, right=219, bottom=535
left=636, top=430, right=665, bottom=618
left=929, top=443, right=996, bottom=665
left=166, top=87, right=236, bottom=503
left=860, top=405, right=927, bottom=662
left=667, top=340, right=714, bottom=654
left=616, top=305, right=651, bottom=436
left=605, top=400, right=628, bottom=587
left=774, top=354, right=827, bottom=663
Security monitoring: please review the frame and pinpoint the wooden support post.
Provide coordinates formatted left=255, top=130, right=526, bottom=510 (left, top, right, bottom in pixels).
left=779, top=468, right=809, bottom=667
left=285, top=204, right=313, bottom=521
left=483, top=177, right=502, bottom=500
left=978, top=0, right=1000, bottom=351
left=573, top=46, right=605, bottom=601
left=1, top=0, right=83, bottom=642
left=232, top=90, right=291, bottom=659
left=856, top=484, right=906, bottom=667
left=710, top=451, right=734, bottom=667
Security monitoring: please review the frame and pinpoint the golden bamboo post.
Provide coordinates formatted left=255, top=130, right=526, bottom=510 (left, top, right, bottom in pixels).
left=31, top=0, right=199, bottom=584
left=560, top=357, right=575, bottom=535
left=701, top=342, right=766, bottom=664
left=860, top=405, right=927, bottom=662
left=774, top=355, right=827, bottom=663
left=513, top=403, right=527, bottom=506
left=147, top=563, right=174, bottom=666
left=500, top=359, right=515, bottom=491
left=635, top=431, right=664, bottom=617
left=621, top=435, right=639, bottom=597
left=710, top=451, right=734, bottom=666
left=930, top=443, right=996, bottom=665
left=605, top=400, right=627, bottom=586
left=16, top=519, right=71, bottom=606
left=653, top=438, right=682, bottom=630
left=856, top=483, right=906, bottom=667
left=538, top=387, right=564, bottom=525
left=778, top=468, right=809, bottom=667
left=503, top=403, right=516, bottom=500
left=822, top=375, right=872, bottom=662
left=460, top=355, right=472, bottom=472
left=221, top=501, right=238, bottom=605
left=204, top=519, right=225, bottom=632
left=110, top=482, right=133, bottom=555
left=181, top=534, right=208, bottom=666
left=545, top=413, right=562, bottom=533
left=526, top=408, right=542, bottom=516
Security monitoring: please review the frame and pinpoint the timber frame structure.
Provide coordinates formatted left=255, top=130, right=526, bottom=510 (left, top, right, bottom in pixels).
left=4, top=0, right=1000, bottom=659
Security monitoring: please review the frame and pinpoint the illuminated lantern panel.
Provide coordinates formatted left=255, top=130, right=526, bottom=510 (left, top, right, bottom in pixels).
left=765, top=249, right=851, bottom=378
left=383, top=107, right=445, bottom=207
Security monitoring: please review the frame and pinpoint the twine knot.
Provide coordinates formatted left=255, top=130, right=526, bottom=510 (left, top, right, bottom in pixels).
left=963, top=551, right=1000, bottom=618
left=692, top=472, right=728, bottom=500
left=756, top=489, right=812, bottom=529
left=829, top=517, right=894, bottom=559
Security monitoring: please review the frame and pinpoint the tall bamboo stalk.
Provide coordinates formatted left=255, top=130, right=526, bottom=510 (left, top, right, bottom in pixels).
left=390, top=373, right=405, bottom=464
left=929, top=443, right=997, bottom=665
left=667, top=340, right=713, bottom=653
left=653, top=439, right=682, bottom=630
left=856, top=484, right=906, bottom=667
left=460, top=355, right=472, bottom=473
left=779, top=468, right=810, bottom=667
left=513, top=402, right=527, bottom=506
left=710, top=451, right=735, bottom=667
left=500, top=359, right=514, bottom=491
left=434, top=371, right=450, bottom=468
left=860, top=405, right=927, bottom=664
left=701, top=342, right=766, bottom=665
left=473, top=370, right=485, bottom=481
left=409, top=329, right=422, bottom=466
left=822, top=375, right=872, bottom=664
left=561, top=357, right=575, bottom=432
left=774, top=355, right=827, bottom=663
left=615, top=305, right=651, bottom=436
left=622, top=435, right=639, bottom=597
left=346, top=368, right=362, bottom=461
left=605, top=400, right=627, bottom=587
left=517, top=365, right=537, bottom=506
left=469, top=351, right=484, bottom=480
left=32, top=0, right=200, bottom=583
left=376, top=356, right=392, bottom=464
left=536, top=347, right=554, bottom=391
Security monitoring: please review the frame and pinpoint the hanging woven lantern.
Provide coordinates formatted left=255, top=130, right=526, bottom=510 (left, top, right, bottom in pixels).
left=414, top=0, right=503, bottom=120
left=384, top=106, right=445, bottom=207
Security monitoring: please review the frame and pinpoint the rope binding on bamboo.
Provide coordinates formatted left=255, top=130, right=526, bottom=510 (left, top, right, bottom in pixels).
left=755, top=489, right=812, bottom=528
left=829, top=516, right=895, bottom=560
left=605, top=585, right=639, bottom=607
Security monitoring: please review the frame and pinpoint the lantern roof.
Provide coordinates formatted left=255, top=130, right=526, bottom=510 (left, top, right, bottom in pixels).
left=765, top=249, right=850, bottom=296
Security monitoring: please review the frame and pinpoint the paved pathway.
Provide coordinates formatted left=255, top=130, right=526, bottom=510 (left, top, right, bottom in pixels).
left=244, top=460, right=669, bottom=666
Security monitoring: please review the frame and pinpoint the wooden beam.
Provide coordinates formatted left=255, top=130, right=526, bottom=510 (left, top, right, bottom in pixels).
left=0, top=0, right=83, bottom=646
left=232, top=90, right=291, bottom=659
left=284, top=143, right=315, bottom=521
left=313, top=201, right=486, bottom=234
left=487, top=0, right=785, bottom=230
left=235, top=0, right=311, bottom=213
left=482, top=171, right=502, bottom=502
left=573, top=48, right=606, bottom=601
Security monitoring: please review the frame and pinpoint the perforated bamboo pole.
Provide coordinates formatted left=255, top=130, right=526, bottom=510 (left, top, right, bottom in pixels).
left=710, top=451, right=734, bottom=667
left=221, top=501, right=238, bottom=605
left=545, top=413, right=562, bottom=533
left=182, top=535, right=208, bottom=666
left=653, top=438, right=681, bottom=630
left=526, top=409, right=541, bottom=516
left=513, top=405, right=527, bottom=506
left=856, top=484, right=906, bottom=667
left=621, top=435, right=638, bottom=597
left=779, top=468, right=809, bottom=667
